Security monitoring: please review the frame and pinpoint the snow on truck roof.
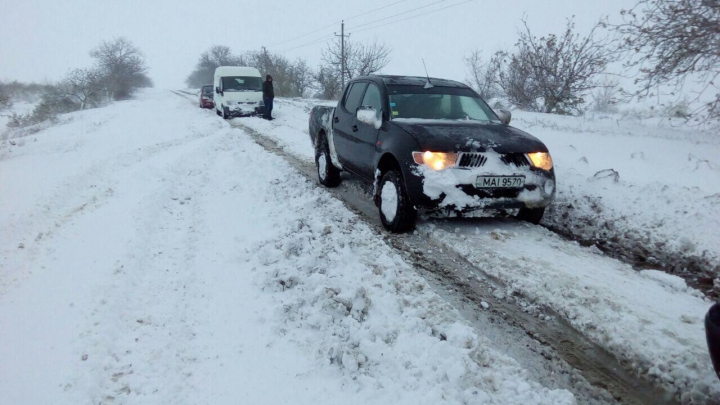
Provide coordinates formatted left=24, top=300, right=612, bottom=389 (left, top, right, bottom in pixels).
left=214, top=66, right=261, bottom=77
left=363, top=75, right=468, bottom=88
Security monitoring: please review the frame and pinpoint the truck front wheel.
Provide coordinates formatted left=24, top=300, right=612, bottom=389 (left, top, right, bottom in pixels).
left=378, top=170, right=416, bottom=233
left=316, top=136, right=341, bottom=187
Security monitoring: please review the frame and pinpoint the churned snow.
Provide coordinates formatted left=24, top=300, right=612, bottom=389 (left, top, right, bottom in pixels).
left=0, top=89, right=575, bottom=404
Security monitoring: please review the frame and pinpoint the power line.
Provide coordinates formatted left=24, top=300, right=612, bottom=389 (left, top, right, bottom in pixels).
left=266, top=22, right=338, bottom=48
left=266, top=0, right=409, bottom=49
left=276, top=34, right=335, bottom=54
left=350, top=0, right=476, bottom=34
left=347, top=0, right=448, bottom=30
left=344, top=0, right=408, bottom=21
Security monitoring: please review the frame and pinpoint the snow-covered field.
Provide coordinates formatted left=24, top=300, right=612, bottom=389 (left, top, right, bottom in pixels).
left=0, top=89, right=580, bottom=404
left=236, top=97, right=720, bottom=402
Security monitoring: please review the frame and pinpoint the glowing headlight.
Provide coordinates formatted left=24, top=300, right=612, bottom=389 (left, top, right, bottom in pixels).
left=412, top=151, right=458, bottom=171
left=526, top=152, right=553, bottom=171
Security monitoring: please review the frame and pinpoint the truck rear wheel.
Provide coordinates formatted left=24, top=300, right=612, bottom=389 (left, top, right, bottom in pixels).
left=378, top=170, right=416, bottom=233
left=316, top=136, right=341, bottom=187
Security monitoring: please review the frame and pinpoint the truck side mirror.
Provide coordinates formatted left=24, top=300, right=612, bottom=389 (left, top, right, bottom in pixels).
left=497, top=109, right=512, bottom=125
left=215, top=87, right=223, bottom=95
left=357, top=105, right=382, bottom=129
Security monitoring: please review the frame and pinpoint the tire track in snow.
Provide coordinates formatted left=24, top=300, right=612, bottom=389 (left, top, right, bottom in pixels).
left=64, top=127, right=224, bottom=403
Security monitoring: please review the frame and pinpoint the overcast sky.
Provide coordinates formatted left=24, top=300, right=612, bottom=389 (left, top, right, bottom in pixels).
left=0, top=0, right=637, bottom=89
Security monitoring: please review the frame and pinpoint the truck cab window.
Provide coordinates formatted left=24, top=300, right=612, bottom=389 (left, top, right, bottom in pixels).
left=343, top=82, right=367, bottom=113
left=361, top=83, right=382, bottom=113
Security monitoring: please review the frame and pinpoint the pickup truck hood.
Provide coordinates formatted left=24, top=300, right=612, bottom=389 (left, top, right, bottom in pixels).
left=391, top=120, right=548, bottom=154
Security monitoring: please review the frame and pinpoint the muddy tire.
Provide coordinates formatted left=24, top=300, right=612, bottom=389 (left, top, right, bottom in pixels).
left=378, top=170, right=416, bottom=233
left=517, top=207, right=545, bottom=225
left=316, top=136, right=341, bottom=188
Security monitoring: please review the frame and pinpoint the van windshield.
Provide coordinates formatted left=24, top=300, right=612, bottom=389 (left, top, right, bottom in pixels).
left=221, top=76, right=262, bottom=92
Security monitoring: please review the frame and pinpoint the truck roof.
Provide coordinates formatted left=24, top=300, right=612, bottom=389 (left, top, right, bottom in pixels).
left=367, top=75, right=468, bottom=88
left=214, top=66, right=261, bottom=77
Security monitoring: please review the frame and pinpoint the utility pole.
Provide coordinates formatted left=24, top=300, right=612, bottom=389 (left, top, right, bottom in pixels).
left=335, top=20, right=350, bottom=90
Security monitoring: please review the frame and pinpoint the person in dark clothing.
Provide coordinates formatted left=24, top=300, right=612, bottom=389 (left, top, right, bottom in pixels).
left=262, top=75, right=274, bottom=120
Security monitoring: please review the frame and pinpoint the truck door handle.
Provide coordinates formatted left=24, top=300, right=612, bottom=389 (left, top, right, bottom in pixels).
left=334, top=116, right=339, bottom=123
left=352, top=125, right=358, bottom=132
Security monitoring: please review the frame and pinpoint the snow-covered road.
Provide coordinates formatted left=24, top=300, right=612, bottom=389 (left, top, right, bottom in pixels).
left=231, top=96, right=720, bottom=403
left=1, top=90, right=587, bottom=404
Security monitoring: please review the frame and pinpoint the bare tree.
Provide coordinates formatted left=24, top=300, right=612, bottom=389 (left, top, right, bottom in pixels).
left=492, top=18, right=613, bottom=114
left=614, top=0, right=720, bottom=122
left=90, top=37, right=152, bottom=100
left=186, top=45, right=244, bottom=88
left=464, top=49, right=500, bottom=100
left=288, top=58, right=314, bottom=98
left=243, top=48, right=314, bottom=97
left=312, top=66, right=342, bottom=100
left=0, top=86, right=10, bottom=111
left=59, top=68, right=104, bottom=110
left=490, top=50, right=543, bottom=111
left=322, top=39, right=391, bottom=83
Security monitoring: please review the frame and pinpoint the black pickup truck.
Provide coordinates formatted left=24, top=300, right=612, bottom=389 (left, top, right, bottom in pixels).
left=308, top=75, right=556, bottom=232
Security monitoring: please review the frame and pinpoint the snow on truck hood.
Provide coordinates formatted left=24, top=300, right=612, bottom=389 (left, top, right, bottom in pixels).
left=391, top=119, right=548, bottom=153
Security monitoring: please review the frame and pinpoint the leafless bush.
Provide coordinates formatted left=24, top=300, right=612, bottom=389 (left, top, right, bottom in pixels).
left=90, top=37, right=152, bottom=100
left=185, top=45, right=244, bottom=88
left=464, top=50, right=500, bottom=100
left=492, top=18, right=613, bottom=115
left=7, top=86, right=79, bottom=128
left=614, top=0, right=720, bottom=123
left=322, top=39, right=391, bottom=83
left=591, top=79, right=620, bottom=113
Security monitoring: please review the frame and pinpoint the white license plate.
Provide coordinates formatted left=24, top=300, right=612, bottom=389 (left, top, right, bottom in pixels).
left=476, top=176, right=525, bottom=188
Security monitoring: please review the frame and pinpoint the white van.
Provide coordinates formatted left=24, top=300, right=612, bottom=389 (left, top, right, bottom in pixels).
left=213, top=66, right=264, bottom=118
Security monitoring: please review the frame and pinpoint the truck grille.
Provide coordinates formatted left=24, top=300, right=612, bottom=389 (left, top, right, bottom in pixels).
left=457, top=153, right=488, bottom=168
left=501, top=153, right=530, bottom=167
left=457, top=152, right=530, bottom=168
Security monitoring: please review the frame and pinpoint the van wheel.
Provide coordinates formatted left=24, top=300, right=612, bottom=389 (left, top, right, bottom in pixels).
left=222, top=106, right=229, bottom=119
left=316, top=136, right=341, bottom=187
left=517, top=207, right=545, bottom=225
left=378, top=170, right=416, bottom=233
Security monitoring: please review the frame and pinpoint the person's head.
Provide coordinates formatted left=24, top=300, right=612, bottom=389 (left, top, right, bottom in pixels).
left=266, top=75, right=272, bottom=82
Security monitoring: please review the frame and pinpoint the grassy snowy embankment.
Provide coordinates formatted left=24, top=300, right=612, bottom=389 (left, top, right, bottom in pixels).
left=238, top=97, right=720, bottom=402
left=0, top=89, right=574, bottom=404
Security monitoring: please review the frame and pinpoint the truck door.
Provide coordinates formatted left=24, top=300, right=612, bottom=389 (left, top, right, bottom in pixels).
left=352, top=83, right=383, bottom=180
left=333, top=82, right=367, bottom=173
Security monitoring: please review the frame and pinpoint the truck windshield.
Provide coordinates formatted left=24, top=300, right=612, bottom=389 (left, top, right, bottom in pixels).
left=387, top=85, right=499, bottom=122
left=221, top=76, right=262, bottom=92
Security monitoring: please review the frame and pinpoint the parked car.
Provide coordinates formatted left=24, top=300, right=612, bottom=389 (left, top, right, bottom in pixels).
left=213, top=66, right=264, bottom=119
left=199, top=84, right=214, bottom=108
left=308, top=75, right=556, bottom=232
